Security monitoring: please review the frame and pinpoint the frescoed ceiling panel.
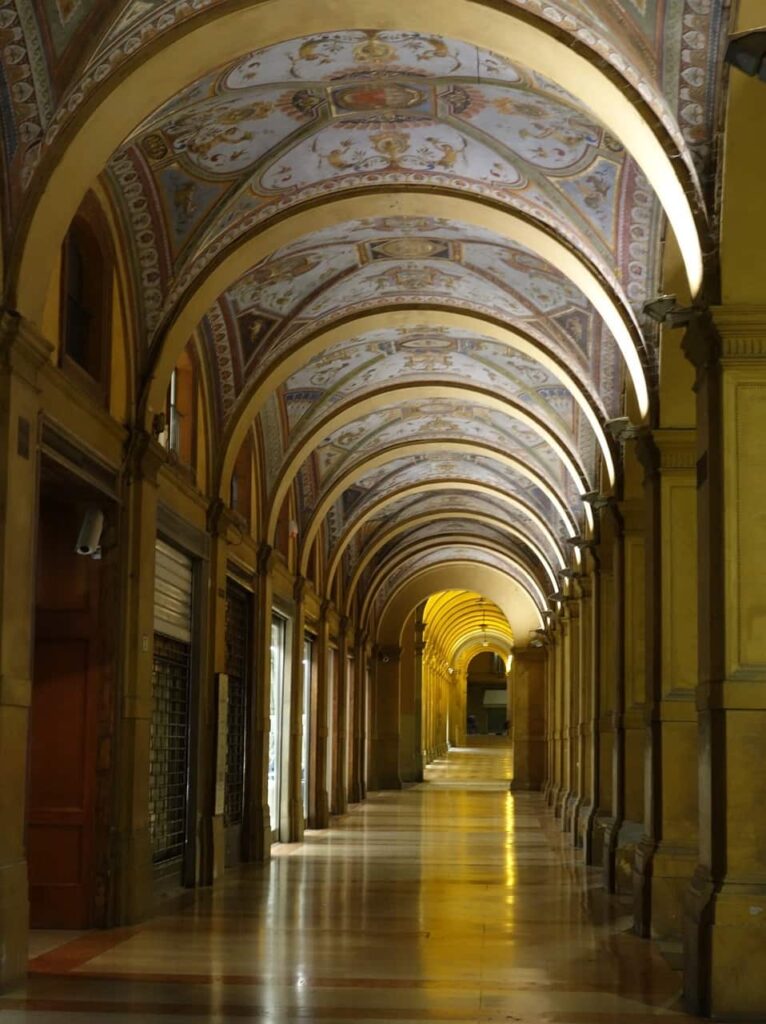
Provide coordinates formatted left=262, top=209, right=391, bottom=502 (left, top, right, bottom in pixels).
left=204, top=219, right=624, bottom=429
left=0, top=3, right=725, bottom=287
left=319, top=451, right=571, bottom=564
left=0, top=3, right=728, bottom=631
left=99, top=32, right=670, bottom=339
left=368, top=542, right=546, bottom=624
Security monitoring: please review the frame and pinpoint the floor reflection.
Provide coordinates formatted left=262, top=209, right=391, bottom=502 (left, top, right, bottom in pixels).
left=3, top=739, right=703, bottom=1022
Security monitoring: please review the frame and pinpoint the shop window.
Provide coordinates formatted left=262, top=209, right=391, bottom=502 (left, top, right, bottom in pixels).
left=60, top=198, right=112, bottom=398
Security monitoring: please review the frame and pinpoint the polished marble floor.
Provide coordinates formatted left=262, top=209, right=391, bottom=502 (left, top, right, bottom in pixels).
left=2, top=740, right=702, bottom=1022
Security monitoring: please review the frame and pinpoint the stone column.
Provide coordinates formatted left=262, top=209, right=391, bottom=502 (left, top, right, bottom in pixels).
left=601, top=504, right=625, bottom=891
left=542, top=638, right=554, bottom=803
left=549, top=619, right=563, bottom=810
left=511, top=648, right=545, bottom=790
left=309, top=600, right=331, bottom=828
left=243, top=542, right=273, bottom=861
left=331, top=616, right=350, bottom=814
left=554, top=613, right=571, bottom=819
left=614, top=495, right=647, bottom=893
left=111, top=430, right=165, bottom=921
left=399, top=613, right=418, bottom=783
left=286, top=575, right=307, bottom=841
left=577, top=557, right=601, bottom=861
left=199, top=501, right=239, bottom=881
left=682, top=308, right=766, bottom=1018
left=372, top=644, right=402, bottom=789
left=347, top=628, right=366, bottom=804
left=562, top=598, right=581, bottom=833
left=0, top=313, right=51, bottom=987
left=572, top=577, right=592, bottom=846
left=633, top=431, right=698, bottom=941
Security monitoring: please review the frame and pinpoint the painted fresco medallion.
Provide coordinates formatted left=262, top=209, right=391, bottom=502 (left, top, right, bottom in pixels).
left=330, top=81, right=431, bottom=117
left=367, top=237, right=450, bottom=261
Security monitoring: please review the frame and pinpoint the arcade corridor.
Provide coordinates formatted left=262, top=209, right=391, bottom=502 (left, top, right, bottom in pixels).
left=2, top=741, right=698, bottom=1023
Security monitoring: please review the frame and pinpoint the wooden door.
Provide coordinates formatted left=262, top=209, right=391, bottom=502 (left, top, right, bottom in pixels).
left=27, top=496, right=102, bottom=928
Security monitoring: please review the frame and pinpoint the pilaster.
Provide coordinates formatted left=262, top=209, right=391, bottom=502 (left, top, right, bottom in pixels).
left=682, top=307, right=766, bottom=1018
left=111, top=428, right=167, bottom=922
left=562, top=597, right=581, bottom=834
left=578, top=557, right=601, bottom=862
left=510, top=648, right=545, bottom=790
left=0, top=312, right=52, bottom=988
left=348, top=627, right=367, bottom=804
left=633, top=430, right=699, bottom=942
left=372, top=644, right=402, bottom=790
left=332, top=616, right=350, bottom=814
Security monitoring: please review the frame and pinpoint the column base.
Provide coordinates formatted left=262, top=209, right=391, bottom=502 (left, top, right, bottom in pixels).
left=576, top=801, right=598, bottom=864
left=555, top=785, right=570, bottom=823
left=684, top=871, right=766, bottom=1019
left=310, top=789, right=330, bottom=830
left=245, top=804, right=272, bottom=862
left=374, top=772, right=402, bottom=791
left=569, top=796, right=584, bottom=847
left=112, top=826, right=153, bottom=924
left=614, top=818, right=643, bottom=896
left=600, top=816, right=621, bottom=892
left=561, top=791, right=580, bottom=837
left=287, top=799, right=305, bottom=843
left=549, top=782, right=562, bottom=814
left=0, top=858, right=28, bottom=990
left=633, top=838, right=697, bottom=941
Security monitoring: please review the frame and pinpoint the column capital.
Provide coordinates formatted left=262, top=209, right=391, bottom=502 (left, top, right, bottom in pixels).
left=320, top=597, right=334, bottom=623
left=712, top=304, right=766, bottom=361
left=652, top=428, right=697, bottom=470
left=682, top=308, right=720, bottom=377
left=618, top=497, right=645, bottom=534
left=207, top=497, right=242, bottom=540
left=124, top=428, right=166, bottom=486
left=0, top=309, right=53, bottom=385
left=256, top=541, right=274, bottom=578
left=293, top=574, right=306, bottom=605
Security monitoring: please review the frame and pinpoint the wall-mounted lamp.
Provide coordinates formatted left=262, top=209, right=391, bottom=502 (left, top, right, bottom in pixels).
left=605, top=417, right=643, bottom=443
left=582, top=491, right=614, bottom=512
left=642, top=293, right=698, bottom=328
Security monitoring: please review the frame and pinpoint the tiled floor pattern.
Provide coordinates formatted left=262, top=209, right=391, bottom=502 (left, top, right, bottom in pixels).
left=1, top=739, right=702, bottom=1022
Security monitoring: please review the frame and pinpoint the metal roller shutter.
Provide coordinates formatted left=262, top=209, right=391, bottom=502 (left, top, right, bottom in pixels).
left=154, top=539, right=193, bottom=643
left=150, top=540, right=194, bottom=869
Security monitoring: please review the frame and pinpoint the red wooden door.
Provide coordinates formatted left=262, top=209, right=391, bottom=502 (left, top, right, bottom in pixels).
left=27, top=496, right=101, bottom=928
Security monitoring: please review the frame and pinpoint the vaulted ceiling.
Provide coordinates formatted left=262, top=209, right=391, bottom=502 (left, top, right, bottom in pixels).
left=2, top=2, right=728, bottom=644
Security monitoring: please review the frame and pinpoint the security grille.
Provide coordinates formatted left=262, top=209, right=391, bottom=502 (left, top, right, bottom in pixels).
left=150, top=633, right=191, bottom=864
left=224, top=582, right=250, bottom=826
